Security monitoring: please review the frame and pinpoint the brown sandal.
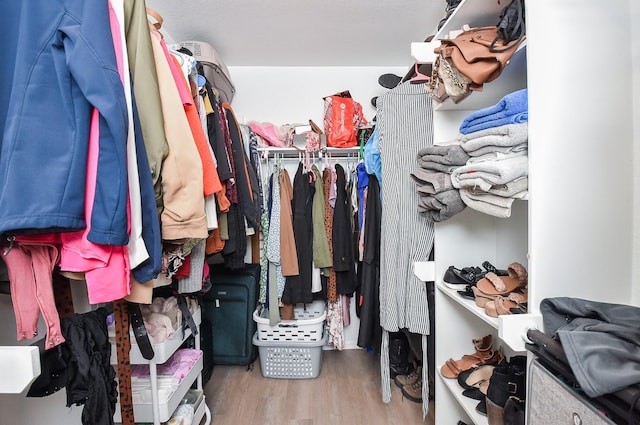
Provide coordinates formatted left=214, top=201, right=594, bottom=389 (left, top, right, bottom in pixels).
left=485, top=290, right=528, bottom=317
left=472, top=286, right=494, bottom=308
left=475, top=262, right=527, bottom=296
left=441, top=334, right=497, bottom=378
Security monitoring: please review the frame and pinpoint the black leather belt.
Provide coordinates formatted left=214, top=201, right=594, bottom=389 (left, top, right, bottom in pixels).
left=176, top=295, right=198, bottom=338
left=127, top=302, right=155, bottom=360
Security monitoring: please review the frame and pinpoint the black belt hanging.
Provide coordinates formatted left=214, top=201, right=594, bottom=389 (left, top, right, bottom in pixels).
left=127, top=301, right=155, bottom=361
left=176, top=295, right=198, bottom=338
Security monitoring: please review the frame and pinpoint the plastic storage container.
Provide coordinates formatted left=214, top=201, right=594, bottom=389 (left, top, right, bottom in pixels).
left=252, top=333, right=327, bottom=379
left=253, top=300, right=326, bottom=343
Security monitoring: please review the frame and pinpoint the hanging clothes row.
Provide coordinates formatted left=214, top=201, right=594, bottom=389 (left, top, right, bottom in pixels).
left=0, top=0, right=262, bottom=348
left=253, top=145, right=376, bottom=351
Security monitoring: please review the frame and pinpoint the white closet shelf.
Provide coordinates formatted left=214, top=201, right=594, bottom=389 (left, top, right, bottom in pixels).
left=113, top=355, right=203, bottom=423
left=438, top=368, right=488, bottom=425
left=0, top=346, right=41, bottom=394
left=411, top=40, right=439, bottom=65
left=109, top=307, right=201, bottom=365
left=498, top=313, right=542, bottom=353
left=437, top=281, right=499, bottom=328
left=413, top=260, right=435, bottom=282
left=438, top=280, right=541, bottom=352
left=435, top=0, right=510, bottom=42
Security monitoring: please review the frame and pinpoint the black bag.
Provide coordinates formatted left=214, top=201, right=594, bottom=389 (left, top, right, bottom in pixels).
left=202, top=263, right=260, bottom=367
left=493, top=0, right=526, bottom=52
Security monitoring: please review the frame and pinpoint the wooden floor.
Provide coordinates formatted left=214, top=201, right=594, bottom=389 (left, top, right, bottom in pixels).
left=204, top=348, right=435, bottom=425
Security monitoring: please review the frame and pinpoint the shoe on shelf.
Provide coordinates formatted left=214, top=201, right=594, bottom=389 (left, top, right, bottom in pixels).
left=484, top=289, right=528, bottom=318
left=377, top=73, right=402, bottom=89
left=440, top=334, right=503, bottom=379
left=486, top=356, right=527, bottom=425
left=475, top=262, right=528, bottom=296
left=394, top=365, right=422, bottom=388
left=401, top=377, right=423, bottom=403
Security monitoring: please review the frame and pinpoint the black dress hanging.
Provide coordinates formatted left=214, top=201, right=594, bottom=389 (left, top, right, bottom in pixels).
left=357, top=175, right=382, bottom=352
left=332, top=164, right=357, bottom=296
left=282, top=162, right=315, bottom=304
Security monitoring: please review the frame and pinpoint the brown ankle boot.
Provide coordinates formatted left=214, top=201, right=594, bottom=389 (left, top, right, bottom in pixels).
left=401, top=377, right=423, bottom=403
left=394, top=365, right=422, bottom=388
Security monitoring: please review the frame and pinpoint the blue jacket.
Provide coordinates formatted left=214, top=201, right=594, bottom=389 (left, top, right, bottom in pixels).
left=0, top=0, right=129, bottom=245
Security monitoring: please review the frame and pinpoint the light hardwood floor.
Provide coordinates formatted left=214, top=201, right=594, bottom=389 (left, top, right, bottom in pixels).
left=204, top=348, right=435, bottom=425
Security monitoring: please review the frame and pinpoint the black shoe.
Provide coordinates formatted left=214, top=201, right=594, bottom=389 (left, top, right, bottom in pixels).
left=437, top=0, right=463, bottom=30
left=378, top=73, right=402, bottom=89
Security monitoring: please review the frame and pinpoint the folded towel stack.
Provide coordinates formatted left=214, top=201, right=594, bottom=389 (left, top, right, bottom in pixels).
left=460, top=122, right=528, bottom=158
left=411, top=143, right=468, bottom=222
left=454, top=103, right=529, bottom=218
left=459, top=89, right=528, bottom=135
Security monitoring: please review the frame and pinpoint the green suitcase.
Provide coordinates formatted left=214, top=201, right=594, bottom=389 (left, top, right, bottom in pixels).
left=202, top=263, right=260, bottom=367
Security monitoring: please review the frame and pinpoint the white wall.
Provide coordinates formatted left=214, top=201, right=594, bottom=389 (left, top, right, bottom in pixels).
left=228, top=66, right=408, bottom=129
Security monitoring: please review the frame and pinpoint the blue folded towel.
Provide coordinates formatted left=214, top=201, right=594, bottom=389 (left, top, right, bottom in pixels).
left=460, top=89, right=528, bottom=135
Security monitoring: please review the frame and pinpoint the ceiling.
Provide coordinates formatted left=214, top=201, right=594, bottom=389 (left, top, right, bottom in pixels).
left=145, top=0, right=446, bottom=67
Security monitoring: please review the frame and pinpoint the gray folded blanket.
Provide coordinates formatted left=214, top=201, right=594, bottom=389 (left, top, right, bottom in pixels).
left=417, top=189, right=466, bottom=222
left=477, top=177, right=528, bottom=198
left=451, top=156, right=528, bottom=191
left=417, top=144, right=470, bottom=166
left=460, top=188, right=525, bottom=218
left=467, top=143, right=528, bottom=158
left=416, top=159, right=459, bottom=174
left=459, top=122, right=528, bottom=153
left=411, top=169, right=453, bottom=195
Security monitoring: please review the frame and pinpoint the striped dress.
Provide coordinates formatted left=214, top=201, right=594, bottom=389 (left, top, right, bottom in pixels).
left=377, top=81, right=435, bottom=415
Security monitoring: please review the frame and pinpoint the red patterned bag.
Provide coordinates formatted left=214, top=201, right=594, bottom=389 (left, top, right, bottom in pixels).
left=323, top=91, right=367, bottom=148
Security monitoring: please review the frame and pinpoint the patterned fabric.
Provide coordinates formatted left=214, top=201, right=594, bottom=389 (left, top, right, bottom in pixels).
left=114, top=299, right=134, bottom=425
left=265, top=168, right=286, bottom=297
left=258, top=210, right=269, bottom=303
left=326, top=300, right=344, bottom=350
left=322, top=167, right=337, bottom=302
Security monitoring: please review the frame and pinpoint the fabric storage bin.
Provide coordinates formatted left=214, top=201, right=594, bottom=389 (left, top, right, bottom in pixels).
left=253, top=300, right=326, bottom=342
left=528, top=358, right=616, bottom=425
left=252, top=332, right=327, bottom=379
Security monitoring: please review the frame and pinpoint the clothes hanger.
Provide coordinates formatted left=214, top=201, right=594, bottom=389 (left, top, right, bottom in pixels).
left=409, top=62, right=431, bottom=84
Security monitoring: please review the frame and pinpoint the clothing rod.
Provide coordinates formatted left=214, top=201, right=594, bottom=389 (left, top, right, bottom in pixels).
left=257, top=146, right=361, bottom=158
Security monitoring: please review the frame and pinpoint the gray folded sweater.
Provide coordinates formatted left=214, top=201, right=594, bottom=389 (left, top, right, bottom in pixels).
left=459, top=122, right=528, bottom=153
left=416, top=143, right=470, bottom=166
left=417, top=189, right=466, bottom=222
left=411, top=169, right=453, bottom=194
left=451, top=156, right=529, bottom=191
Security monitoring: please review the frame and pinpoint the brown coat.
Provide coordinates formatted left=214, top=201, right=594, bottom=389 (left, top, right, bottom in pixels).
left=279, top=169, right=299, bottom=276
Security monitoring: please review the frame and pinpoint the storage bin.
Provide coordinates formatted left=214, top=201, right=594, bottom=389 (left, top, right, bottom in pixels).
left=252, top=333, right=327, bottom=379
left=528, top=358, right=615, bottom=425
left=253, top=300, right=326, bottom=342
